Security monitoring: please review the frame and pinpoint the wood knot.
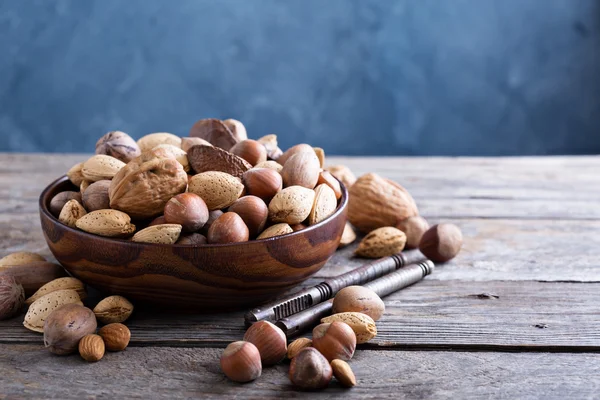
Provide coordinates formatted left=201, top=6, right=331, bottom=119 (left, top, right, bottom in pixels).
left=469, top=293, right=499, bottom=299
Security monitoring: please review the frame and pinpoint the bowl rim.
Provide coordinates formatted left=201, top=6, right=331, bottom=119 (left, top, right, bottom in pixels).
left=40, top=175, right=349, bottom=249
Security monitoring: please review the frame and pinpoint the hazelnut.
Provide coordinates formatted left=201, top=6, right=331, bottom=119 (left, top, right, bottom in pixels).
left=289, top=347, right=332, bottom=390
left=230, top=140, right=268, bottom=166
left=82, top=180, right=111, bottom=211
left=242, top=168, right=283, bottom=202
left=164, top=193, right=209, bottom=232
left=228, top=196, right=268, bottom=238
left=98, top=323, right=131, bottom=351
left=332, top=286, right=385, bottom=321
left=419, top=223, right=463, bottom=262
left=243, top=320, right=287, bottom=366
left=220, top=341, right=262, bottom=383
left=176, top=233, right=208, bottom=246
left=290, top=223, right=307, bottom=232
left=0, top=275, right=25, bottom=320
left=95, top=131, right=141, bottom=163
left=223, top=119, right=248, bottom=142
left=49, top=191, right=82, bottom=217
left=396, top=216, right=430, bottom=249
left=43, top=304, right=97, bottom=355
left=287, top=337, right=312, bottom=359
left=312, top=321, right=356, bottom=362
left=200, top=210, right=223, bottom=235
left=149, top=215, right=167, bottom=226
left=207, top=212, right=249, bottom=244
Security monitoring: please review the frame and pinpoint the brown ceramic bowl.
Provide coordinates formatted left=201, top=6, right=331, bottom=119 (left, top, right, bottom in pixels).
left=39, top=176, right=348, bottom=311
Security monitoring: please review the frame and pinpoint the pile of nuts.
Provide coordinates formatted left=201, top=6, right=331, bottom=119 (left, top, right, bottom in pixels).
left=220, top=285, right=384, bottom=390
left=50, top=119, right=345, bottom=244
left=0, top=251, right=133, bottom=362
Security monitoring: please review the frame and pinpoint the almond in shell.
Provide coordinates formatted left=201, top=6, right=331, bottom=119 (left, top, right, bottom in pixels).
left=131, top=224, right=182, bottom=244
left=58, top=199, right=87, bottom=228
left=0, top=252, right=45, bottom=268
left=355, top=226, right=406, bottom=258
left=308, top=184, right=337, bottom=225
left=137, top=132, right=182, bottom=152
left=313, top=147, right=325, bottom=168
left=93, top=295, right=134, bottom=324
left=326, top=165, right=357, bottom=188
left=188, top=171, right=244, bottom=210
left=317, top=170, right=342, bottom=200
left=81, top=155, right=126, bottom=182
left=67, top=162, right=85, bottom=186
left=24, top=289, right=83, bottom=333
left=26, top=277, right=87, bottom=305
left=187, top=145, right=252, bottom=178
left=268, top=186, right=316, bottom=225
left=254, top=160, right=283, bottom=173
left=109, top=157, right=188, bottom=219
left=338, top=222, right=357, bottom=248
left=256, top=223, right=293, bottom=239
left=257, top=134, right=283, bottom=160
left=75, top=210, right=136, bottom=238
left=321, top=312, right=377, bottom=344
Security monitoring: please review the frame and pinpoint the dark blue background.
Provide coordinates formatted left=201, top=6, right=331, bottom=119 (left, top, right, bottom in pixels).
left=1, top=0, right=599, bottom=155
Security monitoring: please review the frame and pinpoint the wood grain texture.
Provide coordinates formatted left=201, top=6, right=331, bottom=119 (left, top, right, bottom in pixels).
left=2, top=280, right=598, bottom=350
left=1, top=345, right=599, bottom=399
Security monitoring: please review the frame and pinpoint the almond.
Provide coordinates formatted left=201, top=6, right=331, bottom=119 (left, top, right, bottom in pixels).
left=338, top=222, right=357, bottom=248
left=137, top=132, right=182, bottom=152
left=81, top=155, right=126, bottom=182
left=348, top=173, right=418, bottom=233
left=79, top=334, right=105, bottom=362
left=187, top=145, right=252, bottom=178
left=24, top=289, right=83, bottom=333
left=326, top=165, right=357, bottom=188
left=58, top=199, right=87, bottom=228
left=223, top=119, right=248, bottom=142
left=281, top=151, right=320, bottom=189
left=321, top=312, right=377, bottom=344
left=313, top=147, right=325, bottom=168
left=66, top=162, right=85, bottom=186
left=254, top=160, right=283, bottom=173
left=188, top=171, right=244, bottom=210
left=268, top=186, right=316, bottom=225
left=131, top=224, right=182, bottom=244
left=331, top=359, right=357, bottom=387
left=256, top=223, right=293, bottom=239
left=287, top=337, right=312, bottom=359
left=355, top=226, right=407, bottom=258
left=75, top=210, right=136, bottom=238
left=98, top=323, right=131, bottom=351
left=93, top=295, right=134, bottom=324
left=152, top=144, right=190, bottom=172
left=189, top=118, right=238, bottom=150
left=181, top=137, right=212, bottom=152
left=0, top=252, right=45, bottom=268
left=308, top=184, right=337, bottom=225
left=257, top=134, right=283, bottom=160
left=26, top=277, right=87, bottom=305
left=317, top=170, right=342, bottom=200
left=109, top=157, right=188, bottom=219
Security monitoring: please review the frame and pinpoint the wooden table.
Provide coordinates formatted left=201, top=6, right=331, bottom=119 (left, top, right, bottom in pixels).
left=1, top=154, right=599, bottom=399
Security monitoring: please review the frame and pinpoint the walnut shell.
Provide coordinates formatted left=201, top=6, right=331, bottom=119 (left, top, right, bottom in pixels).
left=109, top=157, right=188, bottom=219
left=348, top=173, right=418, bottom=233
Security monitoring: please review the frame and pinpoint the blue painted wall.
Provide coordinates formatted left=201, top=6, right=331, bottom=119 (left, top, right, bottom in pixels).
left=1, top=0, right=599, bottom=155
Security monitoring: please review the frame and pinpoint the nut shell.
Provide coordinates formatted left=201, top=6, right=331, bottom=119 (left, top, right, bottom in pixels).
left=308, top=184, right=337, bottom=225
left=188, top=171, right=244, bottom=211
left=24, top=289, right=84, bottom=333
left=50, top=191, right=82, bottom=217
left=79, top=334, right=105, bottom=362
left=317, top=170, right=342, bottom=200
left=228, top=196, right=268, bottom=238
left=220, top=341, right=262, bottom=383
left=207, top=212, right=249, bottom=244
left=230, top=139, right=267, bottom=166
left=0, top=275, right=25, bottom=321
left=176, top=233, right=208, bottom=246
left=58, top=199, right=87, bottom=228
left=321, top=312, right=377, bottom=344
left=223, top=119, right=248, bottom=142
left=242, top=168, right=283, bottom=202
left=137, top=132, right=181, bottom=152
left=278, top=143, right=314, bottom=166
left=268, top=186, right=316, bottom=225
left=312, top=321, right=356, bottom=362
left=257, top=134, right=283, bottom=160
left=152, top=144, right=190, bottom=172
left=419, top=223, right=463, bottom=262
left=181, top=137, right=212, bottom=153
left=338, top=222, right=357, bottom=248
left=187, top=145, right=252, bottom=178
left=332, top=286, right=385, bottom=321
left=95, top=131, right=141, bottom=163
left=348, top=173, right=418, bottom=233
left=289, top=347, right=332, bottom=390
left=254, top=160, right=283, bottom=173
left=82, top=180, right=111, bottom=212
left=397, top=216, right=430, bottom=249
left=281, top=151, right=320, bottom=189
left=243, top=320, right=287, bottom=366
left=189, top=118, right=238, bottom=150
left=75, top=210, right=136, bottom=238
left=93, top=295, right=134, bottom=324
left=0, top=252, right=45, bottom=267
left=164, top=193, right=209, bottom=232
left=26, top=277, right=87, bottom=306
left=43, top=304, right=97, bottom=355
left=132, top=224, right=182, bottom=244
left=81, top=155, right=126, bottom=182
left=355, top=227, right=407, bottom=258
left=326, top=165, right=357, bottom=188
left=67, top=162, right=85, bottom=186
left=256, top=223, right=293, bottom=239
left=98, top=323, right=131, bottom=351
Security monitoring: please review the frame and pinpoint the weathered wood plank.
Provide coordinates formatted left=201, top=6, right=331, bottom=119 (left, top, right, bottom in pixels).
left=3, top=217, right=599, bottom=282
left=1, top=345, right=598, bottom=399
left=2, top=281, right=599, bottom=350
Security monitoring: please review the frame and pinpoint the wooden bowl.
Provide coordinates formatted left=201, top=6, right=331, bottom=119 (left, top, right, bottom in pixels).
left=39, top=177, right=348, bottom=311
